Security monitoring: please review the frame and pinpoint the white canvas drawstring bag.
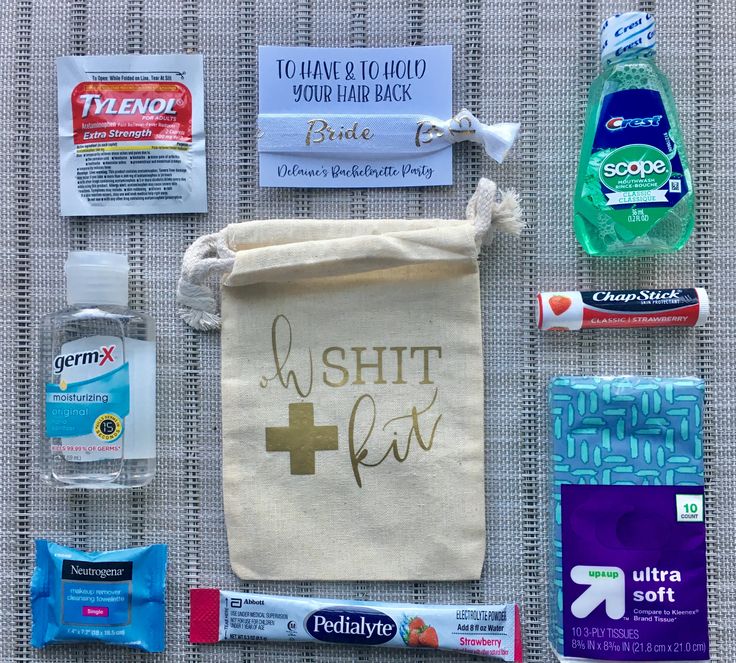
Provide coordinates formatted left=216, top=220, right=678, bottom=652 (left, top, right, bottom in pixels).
left=178, top=179, right=521, bottom=580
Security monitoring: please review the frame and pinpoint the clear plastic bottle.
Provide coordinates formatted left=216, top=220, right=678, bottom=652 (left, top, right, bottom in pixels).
left=40, top=252, right=156, bottom=488
left=573, top=12, right=694, bottom=257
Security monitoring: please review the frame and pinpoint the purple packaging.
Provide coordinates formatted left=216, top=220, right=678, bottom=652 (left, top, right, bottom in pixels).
left=560, top=485, right=709, bottom=661
left=549, top=376, right=710, bottom=662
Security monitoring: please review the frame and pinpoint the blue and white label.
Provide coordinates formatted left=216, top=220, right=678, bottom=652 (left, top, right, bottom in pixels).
left=593, top=89, right=687, bottom=210
left=46, top=336, right=130, bottom=461
left=44, top=335, right=155, bottom=463
left=600, top=12, right=656, bottom=67
left=46, top=363, right=130, bottom=440
left=257, top=46, right=453, bottom=188
left=305, top=607, right=397, bottom=645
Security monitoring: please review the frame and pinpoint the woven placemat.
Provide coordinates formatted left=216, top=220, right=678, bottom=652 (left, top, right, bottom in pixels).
left=3, top=0, right=732, bottom=661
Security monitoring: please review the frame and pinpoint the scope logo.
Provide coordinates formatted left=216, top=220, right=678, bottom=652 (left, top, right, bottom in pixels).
left=599, top=144, right=671, bottom=192
left=305, top=607, right=397, bottom=645
left=605, top=115, right=662, bottom=130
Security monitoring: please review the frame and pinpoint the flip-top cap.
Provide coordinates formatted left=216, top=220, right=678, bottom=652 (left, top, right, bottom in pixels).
left=65, top=251, right=129, bottom=306
left=600, top=12, right=656, bottom=67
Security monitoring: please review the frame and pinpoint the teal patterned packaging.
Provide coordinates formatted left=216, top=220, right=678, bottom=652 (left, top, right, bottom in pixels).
left=548, top=376, right=709, bottom=662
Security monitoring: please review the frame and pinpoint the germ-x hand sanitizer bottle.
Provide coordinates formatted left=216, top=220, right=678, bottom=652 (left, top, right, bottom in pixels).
left=573, top=12, right=694, bottom=256
left=40, top=252, right=156, bottom=488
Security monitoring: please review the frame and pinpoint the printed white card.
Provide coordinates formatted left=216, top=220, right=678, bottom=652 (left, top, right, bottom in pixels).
left=258, top=45, right=453, bottom=188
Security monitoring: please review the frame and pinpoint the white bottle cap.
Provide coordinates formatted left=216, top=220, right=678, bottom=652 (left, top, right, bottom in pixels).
left=695, top=287, right=709, bottom=327
left=65, top=251, right=129, bottom=306
left=600, top=12, right=656, bottom=68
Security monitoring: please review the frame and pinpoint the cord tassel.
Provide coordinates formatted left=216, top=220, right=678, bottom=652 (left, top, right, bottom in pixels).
left=466, top=178, right=524, bottom=248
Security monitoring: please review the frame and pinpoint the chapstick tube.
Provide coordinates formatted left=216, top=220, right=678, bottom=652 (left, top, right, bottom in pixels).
left=537, top=288, right=709, bottom=331
left=190, top=589, right=522, bottom=661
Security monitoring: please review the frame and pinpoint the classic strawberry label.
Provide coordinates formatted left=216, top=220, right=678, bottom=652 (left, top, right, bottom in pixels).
left=580, top=303, right=700, bottom=328
left=579, top=289, right=701, bottom=328
left=71, top=82, right=192, bottom=145
left=537, top=289, right=706, bottom=331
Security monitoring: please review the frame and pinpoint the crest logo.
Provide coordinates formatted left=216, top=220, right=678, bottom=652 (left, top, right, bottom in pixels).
left=605, top=115, right=662, bottom=130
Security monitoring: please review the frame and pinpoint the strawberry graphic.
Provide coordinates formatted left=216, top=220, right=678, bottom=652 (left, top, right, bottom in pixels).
left=549, top=295, right=572, bottom=316
left=408, top=617, right=425, bottom=631
left=418, top=626, right=439, bottom=649
left=408, top=629, right=421, bottom=647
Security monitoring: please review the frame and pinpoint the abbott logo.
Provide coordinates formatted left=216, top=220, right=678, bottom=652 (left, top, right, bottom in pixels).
left=570, top=566, right=625, bottom=619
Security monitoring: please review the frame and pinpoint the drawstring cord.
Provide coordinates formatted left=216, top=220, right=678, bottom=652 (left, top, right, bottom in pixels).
left=467, top=177, right=523, bottom=248
left=177, top=232, right=234, bottom=330
left=177, top=178, right=524, bottom=331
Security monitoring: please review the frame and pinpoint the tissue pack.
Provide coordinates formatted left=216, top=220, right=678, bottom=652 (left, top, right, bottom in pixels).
left=549, top=376, right=709, bottom=662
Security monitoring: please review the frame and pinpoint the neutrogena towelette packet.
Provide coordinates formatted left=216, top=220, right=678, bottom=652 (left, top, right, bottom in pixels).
left=31, top=540, right=167, bottom=652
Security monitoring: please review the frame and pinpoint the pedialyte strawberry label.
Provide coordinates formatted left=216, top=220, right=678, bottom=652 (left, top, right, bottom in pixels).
left=57, top=54, right=206, bottom=216
left=190, top=589, right=522, bottom=660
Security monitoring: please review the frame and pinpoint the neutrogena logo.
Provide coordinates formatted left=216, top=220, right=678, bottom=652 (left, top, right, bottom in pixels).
left=61, top=559, right=132, bottom=582
left=70, top=564, right=123, bottom=579
left=605, top=115, right=662, bottom=130
left=570, top=565, right=626, bottom=619
left=53, top=345, right=116, bottom=374
left=305, top=607, right=397, bottom=645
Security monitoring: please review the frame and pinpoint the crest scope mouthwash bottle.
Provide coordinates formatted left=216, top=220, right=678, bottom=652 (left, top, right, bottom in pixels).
left=574, top=12, right=694, bottom=257
left=40, top=252, right=156, bottom=488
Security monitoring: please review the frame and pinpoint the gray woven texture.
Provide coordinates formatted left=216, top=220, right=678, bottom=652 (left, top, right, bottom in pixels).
left=3, top=0, right=731, bottom=661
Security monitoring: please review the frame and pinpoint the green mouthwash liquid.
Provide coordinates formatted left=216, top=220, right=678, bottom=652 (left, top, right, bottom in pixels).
left=574, top=12, right=694, bottom=257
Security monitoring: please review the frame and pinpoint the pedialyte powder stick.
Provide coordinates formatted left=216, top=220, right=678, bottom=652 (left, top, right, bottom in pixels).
left=537, top=288, right=709, bottom=331
left=190, top=589, right=522, bottom=661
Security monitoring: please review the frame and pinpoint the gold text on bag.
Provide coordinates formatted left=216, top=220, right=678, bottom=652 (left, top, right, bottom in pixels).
left=265, top=402, right=339, bottom=475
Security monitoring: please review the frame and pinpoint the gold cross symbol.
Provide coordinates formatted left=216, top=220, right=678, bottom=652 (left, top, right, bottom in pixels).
left=265, top=402, right=339, bottom=475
